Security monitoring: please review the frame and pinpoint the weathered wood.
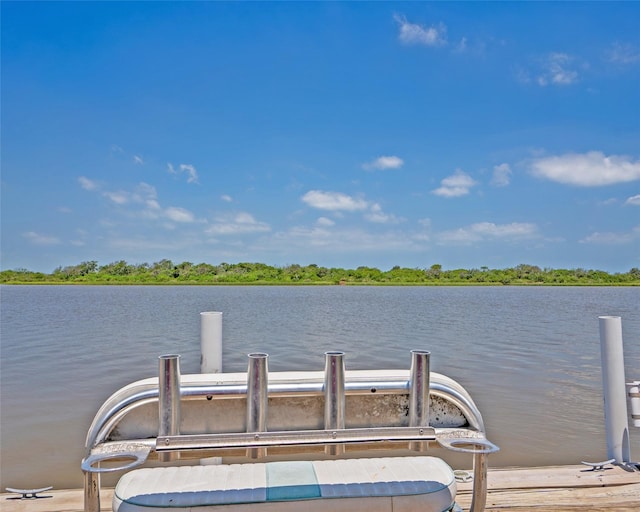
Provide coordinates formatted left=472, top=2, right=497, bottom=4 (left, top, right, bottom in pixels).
left=1, top=465, right=638, bottom=512
left=456, top=465, right=640, bottom=511
left=0, top=488, right=113, bottom=512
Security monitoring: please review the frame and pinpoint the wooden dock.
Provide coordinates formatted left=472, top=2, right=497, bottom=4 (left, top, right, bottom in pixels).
left=2, top=465, right=638, bottom=512
left=457, top=464, right=640, bottom=511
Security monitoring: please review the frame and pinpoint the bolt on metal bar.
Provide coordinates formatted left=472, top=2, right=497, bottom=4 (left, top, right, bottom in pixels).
left=157, top=425, right=438, bottom=452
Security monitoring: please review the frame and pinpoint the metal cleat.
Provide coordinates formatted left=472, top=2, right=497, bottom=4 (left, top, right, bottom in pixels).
left=580, top=459, right=616, bottom=471
left=5, top=486, right=53, bottom=499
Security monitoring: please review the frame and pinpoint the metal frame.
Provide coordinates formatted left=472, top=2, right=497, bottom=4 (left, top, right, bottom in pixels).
left=82, top=350, right=498, bottom=512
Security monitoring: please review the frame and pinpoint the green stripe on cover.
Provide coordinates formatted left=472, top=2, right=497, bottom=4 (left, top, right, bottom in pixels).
left=266, top=461, right=321, bottom=501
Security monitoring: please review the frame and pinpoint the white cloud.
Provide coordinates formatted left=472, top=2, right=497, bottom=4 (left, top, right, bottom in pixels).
left=22, top=231, right=61, bottom=246
left=180, top=164, right=199, bottom=184
left=608, top=42, right=640, bottom=65
left=438, top=222, right=538, bottom=244
left=133, top=155, right=144, bottom=165
left=580, top=226, right=640, bottom=245
left=454, top=37, right=468, bottom=53
left=78, top=176, right=99, bottom=191
left=362, top=155, right=404, bottom=171
left=103, top=191, right=129, bottom=204
left=221, top=194, right=233, bottom=203
left=625, top=194, right=640, bottom=206
left=432, top=170, right=477, bottom=197
left=146, top=199, right=161, bottom=210
left=471, top=222, right=538, bottom=237
left=168, top=162, right=199, bottom=184
left=302, top=190, right=369, bottom=211
left=274, top=225, right=418, bottom=253
left=364, top=203, right=404, bottom=224
left=530, top=151, right=640, bottom=186
left=165, top=206, right=195, bottom=223
left=206, top=212, right=270, bottom=235
left=316, top=217, right=335, bottom=227
left=394, top=14, right=447, bottom=47
left=518, top=53, right=583, bottom=87
left=537, top=53, right=580, bottom=86
left=279, top=226, right=333, bottom=248
left=135, top=182, right=157, bottom=200
left=79, top=178, right=201, bottom=227
left=102, top=182, right=159, bottom=209
left=491, top=163, right=512, bottom=187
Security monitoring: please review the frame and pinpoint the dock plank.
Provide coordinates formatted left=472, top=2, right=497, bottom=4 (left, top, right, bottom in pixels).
left=457, top=465, right=640, bottom=511
left=0, top=488, right=113, bottom=512
left=1, top=465, right=638, bottom=512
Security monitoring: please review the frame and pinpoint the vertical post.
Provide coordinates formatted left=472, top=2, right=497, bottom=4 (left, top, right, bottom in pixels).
left=159, top=354, right=181, bottom=462
left=83, top=469, right=100, bottom=512
left=409, top=349, right=430, bottom=451
left=246, top=353, right=269, bottom=458
left=201, top=312, right=223, bottom=373
left=599, top=316, right=631, bottom=463
left=324, top=351, right=345, bottom=456
left=628, top=381, right=640, bottom=428
left=470, top=452, right=488, bottom=512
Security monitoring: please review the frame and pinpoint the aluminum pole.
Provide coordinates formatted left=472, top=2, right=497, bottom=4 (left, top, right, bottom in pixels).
left=599, top=316, right=631, bottom=463
left=83, top=469, right=100, bottom=512
left=324, top=351, right=345, bottom=455
left=409, top=349, right=430, bottom=451
left=159, top=354, right=181, bottom=462
left=246, top=352, right=268, bottom=458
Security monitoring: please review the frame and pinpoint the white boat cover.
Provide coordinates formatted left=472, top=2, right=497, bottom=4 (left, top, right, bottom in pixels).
left=113, top=456, right=456, bottom=512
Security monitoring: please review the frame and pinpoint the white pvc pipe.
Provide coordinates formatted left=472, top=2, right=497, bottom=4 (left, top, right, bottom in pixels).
left=599, top=316, right=631, bottom=463
left=199, top=312, right=223, bottom=466
left=201, top=312, right=223, bottom=373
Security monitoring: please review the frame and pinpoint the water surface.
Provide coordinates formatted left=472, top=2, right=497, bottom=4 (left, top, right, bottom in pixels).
left=1, top=285, right=638, bottom=489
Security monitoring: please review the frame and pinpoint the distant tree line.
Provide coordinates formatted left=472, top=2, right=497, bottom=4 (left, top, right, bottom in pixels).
left=1, top=260, right=639, bottom=285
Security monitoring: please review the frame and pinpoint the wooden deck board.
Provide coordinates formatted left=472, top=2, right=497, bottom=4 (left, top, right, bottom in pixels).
left=1, top=465, right=638, bottom=512
left=456, top=465, right=640, bottom=511
left=0, top=488, right=113, bottom=512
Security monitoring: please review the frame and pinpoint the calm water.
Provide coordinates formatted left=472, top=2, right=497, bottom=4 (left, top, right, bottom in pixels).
left=1, top=285, right=638, bottom=490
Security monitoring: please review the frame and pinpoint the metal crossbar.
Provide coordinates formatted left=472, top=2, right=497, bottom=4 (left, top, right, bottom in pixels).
left=156, top=426, right=438, bottom=452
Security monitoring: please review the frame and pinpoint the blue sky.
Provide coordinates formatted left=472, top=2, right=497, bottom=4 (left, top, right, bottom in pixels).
left=2, top=1, right=639, bottom=273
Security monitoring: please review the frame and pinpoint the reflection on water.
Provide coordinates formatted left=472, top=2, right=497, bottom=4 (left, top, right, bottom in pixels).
left=1, top=285, right=638, bottom=489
